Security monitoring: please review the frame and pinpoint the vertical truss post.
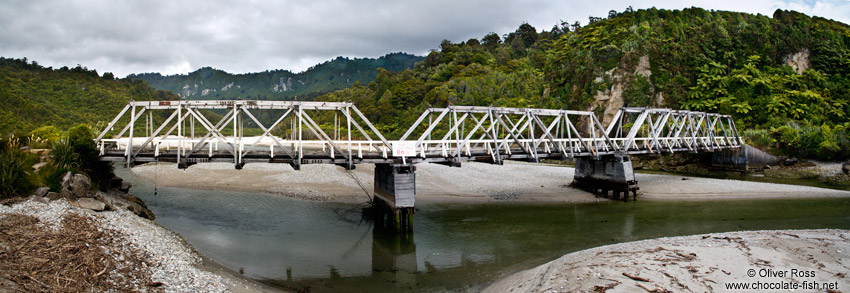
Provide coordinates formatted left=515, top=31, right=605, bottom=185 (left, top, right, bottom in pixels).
left=127, top=104, right=136, bottom=167
left=347, top=105, right=353, bottom=169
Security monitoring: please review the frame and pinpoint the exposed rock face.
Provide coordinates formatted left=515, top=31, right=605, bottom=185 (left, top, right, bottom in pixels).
left=784, top=49, right=810, bottom=74
left=590, top=55, right=656, bottom=126
left=842, top=162, right=850, bottom=175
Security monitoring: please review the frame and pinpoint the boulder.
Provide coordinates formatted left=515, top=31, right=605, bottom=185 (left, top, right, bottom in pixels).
left=60, top=172, right=73, bottom=190
left=46, top=192, right=61, bottom=201
left=59, top=189, right=77, bottom=201
left=118, top=182, right=132, bottom=193
left=97, top=191, right=155, bottom=220
left=33, top=187, right=50, bottom=197
left=77, top=198, right=105, bottom=211
left=111, top=176, right=124, bottom=189
left=70, top=174, right=93, bottom=198
left=843, top=162, right=850, bottom=175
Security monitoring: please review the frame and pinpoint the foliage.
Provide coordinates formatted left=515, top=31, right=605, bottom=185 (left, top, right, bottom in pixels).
left=128, top=53, right=422, bottom=101
left=0, top=57, right=178, bottom=136
left=0, top=136, right=35, bottom=199
left=319, top=7, right=850, bottom=160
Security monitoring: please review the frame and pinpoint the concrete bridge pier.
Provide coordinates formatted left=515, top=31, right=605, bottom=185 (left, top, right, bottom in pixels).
left=572, top=152, right=639, bottom=201
left=373, top=163, right=416, bottom=232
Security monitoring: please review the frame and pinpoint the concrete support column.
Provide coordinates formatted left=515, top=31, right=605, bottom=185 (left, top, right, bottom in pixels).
left=373, top=163, right=416, bottom=232
left=572, top=152, right=639, bottom=201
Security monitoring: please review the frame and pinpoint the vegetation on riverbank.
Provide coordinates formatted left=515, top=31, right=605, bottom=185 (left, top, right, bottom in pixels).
left=0, top=57, right=178, bottom=136
left=0, top=125, right=114, bottom=199
left=319, top=7, right=850, bottom=161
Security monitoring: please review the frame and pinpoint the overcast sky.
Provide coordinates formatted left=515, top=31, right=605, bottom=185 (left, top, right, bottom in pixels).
left=1, top=0, right=848, bottom=77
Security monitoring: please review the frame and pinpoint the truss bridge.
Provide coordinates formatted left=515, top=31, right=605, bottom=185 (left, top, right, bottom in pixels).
left=96, top=100, right=744, bottom=231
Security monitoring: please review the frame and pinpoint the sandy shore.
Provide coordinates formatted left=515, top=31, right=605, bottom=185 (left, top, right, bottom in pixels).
left=130, top=161, right=850, bottom=203
left=484, top=229, right=850, bottom=292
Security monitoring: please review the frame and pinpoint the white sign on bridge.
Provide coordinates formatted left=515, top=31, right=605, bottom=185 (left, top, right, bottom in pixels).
left=392, top=141, right=417, bottom=157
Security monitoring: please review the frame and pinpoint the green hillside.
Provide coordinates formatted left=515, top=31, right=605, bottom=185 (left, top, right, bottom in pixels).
left=128, top=53, right=422, bottom=101
left=0, top=57, right=177, bottom=136
left=319, top=8, right=850, bottom=159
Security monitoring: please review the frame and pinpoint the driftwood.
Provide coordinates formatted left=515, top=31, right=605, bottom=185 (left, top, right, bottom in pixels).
left=0, top=213, right=156, bottom=292
left=623, top=272, right=650, bottom=282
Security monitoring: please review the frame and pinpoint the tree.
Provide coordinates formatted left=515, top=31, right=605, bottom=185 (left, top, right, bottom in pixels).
left=482, top=32, right=501, bottom=50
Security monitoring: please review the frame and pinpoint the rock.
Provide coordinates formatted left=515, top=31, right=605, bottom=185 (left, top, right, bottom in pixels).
left=77, top=198, right=105, bottom=211
left=46, top=192, right=61, bottom=201
left=18, top=146, right=31, bottom=151
left=60, top=189, right=77, bottom=201
left=784, top=157, right=798, bottom=166
left=70, top=174, right=93, bottom=198
left=111, top=176, right=124, bottom=189
left=32, top=162, right=47, bottom=172
left=29, top=195, right=49, bottom=204
left=843, top=162, right=850, bottom=175
left=97, top=191, right=155, bottom=220
left=119, top=182, right=133, bottom=193
left=61, top=172, right=73, bottom=190
left=34, top=187, right=50, bottom=197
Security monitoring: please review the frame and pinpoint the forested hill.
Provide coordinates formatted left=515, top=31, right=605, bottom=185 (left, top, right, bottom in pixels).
left=128, top=53, right=422, bottom=101
left=0, top=57, right=177, bottom=135
left=319, top=8, right=850, bottom=159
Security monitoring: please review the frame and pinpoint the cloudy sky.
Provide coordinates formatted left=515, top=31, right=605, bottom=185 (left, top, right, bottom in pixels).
left=1, top=0, right=848, bottom=77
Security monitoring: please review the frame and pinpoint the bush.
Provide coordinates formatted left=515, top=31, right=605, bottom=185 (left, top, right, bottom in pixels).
left=50, top=139, right=79, bottom=170
left=742, top=129, right=773, bottom=149
left=67, top=124, right=114, bottom=190
left=0, top=136, right=35, bottom=199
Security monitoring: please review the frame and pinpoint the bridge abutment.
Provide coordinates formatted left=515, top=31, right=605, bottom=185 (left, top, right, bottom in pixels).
left=373, top=163, right=415, bottom=232
left=572, top=152, right=639, bottom=201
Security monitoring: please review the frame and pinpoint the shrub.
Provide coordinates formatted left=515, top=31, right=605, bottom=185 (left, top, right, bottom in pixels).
left=0, top=136, right=35, bottom=199
left=741, top=129, right=773, bottom=150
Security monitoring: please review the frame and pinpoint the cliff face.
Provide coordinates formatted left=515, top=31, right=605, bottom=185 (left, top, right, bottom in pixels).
left=784, top=49, right=810, bottom=74
left=590, top=55, right=659, bottom=126
left=128, top=53, right=423, bottom=101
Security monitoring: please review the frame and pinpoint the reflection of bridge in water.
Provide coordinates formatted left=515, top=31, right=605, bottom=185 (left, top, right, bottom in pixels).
left=96, top=100, right=744, bottom=231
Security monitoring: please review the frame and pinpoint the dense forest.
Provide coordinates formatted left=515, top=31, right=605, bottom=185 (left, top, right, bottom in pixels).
left=0, top=57, right=178, bottom=136
left=319, top=8, right=850, bottom=159
left=128, top=53, right=422, bottom=101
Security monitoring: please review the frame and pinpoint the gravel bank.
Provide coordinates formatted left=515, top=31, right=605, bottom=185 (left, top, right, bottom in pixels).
left=131, top=161, right=850, bottom=203
left=0, top=198, right=268, bottom=292
left=485, top=229, right=850, bottom=292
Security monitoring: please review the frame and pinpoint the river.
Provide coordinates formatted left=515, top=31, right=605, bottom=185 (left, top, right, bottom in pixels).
left=113, top=167, right=850, bottom=292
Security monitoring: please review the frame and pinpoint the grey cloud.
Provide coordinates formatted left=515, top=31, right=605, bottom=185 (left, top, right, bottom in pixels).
left=1, top=0, right=847, bottom=77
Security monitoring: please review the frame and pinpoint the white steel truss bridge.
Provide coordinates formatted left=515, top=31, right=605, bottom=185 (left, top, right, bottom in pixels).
left=94, top=100, right=744, bottom=169
left=95, top=100, right=746, bottom=220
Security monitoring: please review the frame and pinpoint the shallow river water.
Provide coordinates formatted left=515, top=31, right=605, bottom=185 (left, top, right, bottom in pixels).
left=114, top=167, right=850, bottom=292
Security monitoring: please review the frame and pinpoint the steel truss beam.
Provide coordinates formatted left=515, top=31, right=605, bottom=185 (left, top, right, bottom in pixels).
left=95, top=100, right=391, bottom=169
left=96, top=101, right=742, bottom=168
